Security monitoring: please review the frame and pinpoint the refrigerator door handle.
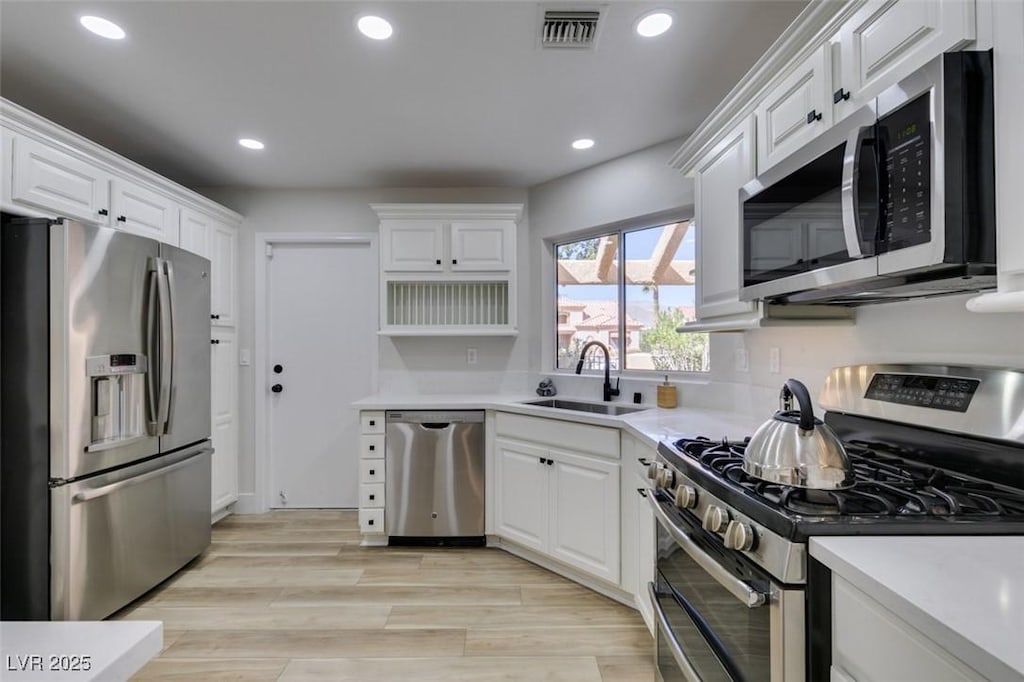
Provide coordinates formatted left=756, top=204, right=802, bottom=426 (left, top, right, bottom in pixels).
left=145, top=264, right=161, bottom=434
left=156, top=259, right=174, bottom=435
left=71, top=446, right=213, bottom=503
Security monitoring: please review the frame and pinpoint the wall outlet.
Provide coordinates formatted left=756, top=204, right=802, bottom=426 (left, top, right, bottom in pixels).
left=734, top=348, right=749, bottom=372
left=769, top=347, right=781, bottom=374
left=239, top=349, right=251, bottom=366
left=466, top=347, right=478, bottom=365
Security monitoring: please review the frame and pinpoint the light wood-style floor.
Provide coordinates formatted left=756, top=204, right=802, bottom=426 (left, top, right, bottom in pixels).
left=114, top=510, right=658, bottom=681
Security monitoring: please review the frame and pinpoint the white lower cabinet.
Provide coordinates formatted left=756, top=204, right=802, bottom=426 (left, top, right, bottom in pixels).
left=210, top=328, right=239, bottom=515
left=619, top=434, right=656, bottom=626
left=494, top=431, right=620, bottom=584
left=832, top=575, right=983, bottom=681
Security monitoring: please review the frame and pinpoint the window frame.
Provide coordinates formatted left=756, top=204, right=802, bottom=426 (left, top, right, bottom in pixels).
left=552, top=216, right=709, bottom=377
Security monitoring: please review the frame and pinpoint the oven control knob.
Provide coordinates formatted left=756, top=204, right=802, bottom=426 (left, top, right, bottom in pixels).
left=724, top=521, right=757, bottom=551
left=657, top=468, right=676, bottom=489
left=675, top=484, right=698, bottom=509
left=647, top=461, right=661, bottom=482
left=702, top=505, right=729, bottom=533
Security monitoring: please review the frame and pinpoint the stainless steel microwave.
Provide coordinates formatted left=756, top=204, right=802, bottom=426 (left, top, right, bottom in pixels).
left=739, top=51, right=995, bottom=305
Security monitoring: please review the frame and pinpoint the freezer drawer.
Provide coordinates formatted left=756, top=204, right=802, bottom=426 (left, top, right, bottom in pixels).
left=385, top=411, right=485, bottom=537
left=51, top=444, right=212, bottom=620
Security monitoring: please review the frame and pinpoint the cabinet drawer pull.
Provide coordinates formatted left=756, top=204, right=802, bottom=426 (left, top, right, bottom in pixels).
left=117, top=215, right=127, bottom=223
left=369, top=494, right=375, bottom=501
left=98, top=208, right=109, bottom=216
left=369, top=444, right=375, bottom=451
left=369, top=419, right=376, bottom=426
left=368, top=519, right=374, bottom=526
left=369, top=468, right=376, bottom=475
left=638, top=457, right=651, bottom=466
left=833, top=88, right=851, bottom=103
left=806, top=109, right=823, bottom=124
left=211, top=314, right=221, bottom=320
left=546, top=458, right=554, bottom=466
left=435, top=259, right=441, bottom=265
left=210, top=339, right=220, bottom=345
left=637, top=488, right=648, bottom=498
left=452, top=259, right=458, bottom=265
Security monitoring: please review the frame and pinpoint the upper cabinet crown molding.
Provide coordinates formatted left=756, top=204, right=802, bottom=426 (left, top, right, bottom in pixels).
left=1, top=97, right=241, bottom=227
left=370, top=203, right=523, bottom=223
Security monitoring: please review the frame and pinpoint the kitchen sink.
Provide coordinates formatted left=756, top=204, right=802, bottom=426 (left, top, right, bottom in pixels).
left=523, top=398, right=650, bottom=416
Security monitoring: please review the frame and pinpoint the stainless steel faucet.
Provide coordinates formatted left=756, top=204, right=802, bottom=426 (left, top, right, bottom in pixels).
left=575, top=340, right=621, bottom=402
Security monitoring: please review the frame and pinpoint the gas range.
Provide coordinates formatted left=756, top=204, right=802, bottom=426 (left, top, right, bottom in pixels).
left=650, top=364, right=1024, bottom=583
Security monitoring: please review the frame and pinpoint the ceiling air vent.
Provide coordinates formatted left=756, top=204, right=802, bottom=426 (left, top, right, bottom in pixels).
left=541, top=10, right=601, bottom=48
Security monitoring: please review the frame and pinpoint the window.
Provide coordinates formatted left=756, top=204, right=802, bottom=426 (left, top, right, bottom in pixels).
left=555, top=222, right=709, bottom=373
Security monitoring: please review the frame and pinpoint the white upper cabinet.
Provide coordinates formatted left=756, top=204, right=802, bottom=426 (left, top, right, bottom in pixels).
left=450, top=220, right=515, bottom=271
left=179, top=208, right=211, bottom=258
left=10, top=134, right=111, bottom=225
left=111, top=178, right=179, bottom=244
left=693, top=115, right=759, bottom=321
left=209, top=221, right=237, bottom=327
left=756, top=45, right=831, bottom=174
left=381, top=220, right=445, bottom=272
left=834, top=0, right=976, bottom=123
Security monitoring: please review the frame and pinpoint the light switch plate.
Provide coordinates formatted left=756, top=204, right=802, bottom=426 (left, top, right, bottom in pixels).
left=239, top=349, right=251, bottom=366
left=467, top=347, right=478, bottom=365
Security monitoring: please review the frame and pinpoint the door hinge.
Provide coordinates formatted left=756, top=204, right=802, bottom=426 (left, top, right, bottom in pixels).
left=266, top=244, right=274, bottom=259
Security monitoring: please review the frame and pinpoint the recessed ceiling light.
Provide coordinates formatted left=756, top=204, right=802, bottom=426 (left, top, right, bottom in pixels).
left=572, top=138, right=595, bottom=150
left=357, top=15, right=393, bottom=40
left=79, top=15, right=126, bottom=40
left=238, top=138, right=265, bottom=151
left=636, top=11, right=673, bottom=38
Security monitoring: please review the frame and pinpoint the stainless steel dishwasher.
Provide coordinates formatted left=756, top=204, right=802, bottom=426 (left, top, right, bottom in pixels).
left=385, top=410, right=485, bottom=544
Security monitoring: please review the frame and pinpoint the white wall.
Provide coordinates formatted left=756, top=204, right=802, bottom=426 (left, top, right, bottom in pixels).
left=525, top=140, right=1024, bottom=421
left=199, top=186, right=531, bottom=500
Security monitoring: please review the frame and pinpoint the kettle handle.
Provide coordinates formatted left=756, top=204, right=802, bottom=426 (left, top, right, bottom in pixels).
left=781, top=379, right=816, bottom=432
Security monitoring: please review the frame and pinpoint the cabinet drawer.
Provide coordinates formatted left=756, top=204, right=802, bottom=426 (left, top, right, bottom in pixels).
left=360, top=483, right=385, bottom=508
left=359, top=508, right=385, bottom=534
left=360, top=434, right=385, bottom=459
left=495, top=412, right=619, bottom=459
left=361, top=411, right=385, bottom=434
left=359, top=459, right=385, bottom=484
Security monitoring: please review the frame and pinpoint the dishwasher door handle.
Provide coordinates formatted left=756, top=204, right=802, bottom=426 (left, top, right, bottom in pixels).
left=420, top=422, right=453, bottom=429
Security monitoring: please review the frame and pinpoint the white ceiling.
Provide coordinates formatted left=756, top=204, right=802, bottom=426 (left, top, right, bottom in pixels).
left=0, top=1, right=806, bottom=189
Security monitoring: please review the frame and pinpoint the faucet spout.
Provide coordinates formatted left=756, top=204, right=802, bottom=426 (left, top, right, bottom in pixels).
left=575, top=341, right=621, bottom=402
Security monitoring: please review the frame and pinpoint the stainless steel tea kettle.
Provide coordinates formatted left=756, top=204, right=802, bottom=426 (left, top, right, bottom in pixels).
left=743, top=379, right=855, bottom=490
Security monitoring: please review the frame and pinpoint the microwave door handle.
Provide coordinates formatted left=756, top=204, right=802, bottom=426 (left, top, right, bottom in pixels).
left=841, top=125, right=873, bottom=259
left=648, top=493, right=767, bottom=608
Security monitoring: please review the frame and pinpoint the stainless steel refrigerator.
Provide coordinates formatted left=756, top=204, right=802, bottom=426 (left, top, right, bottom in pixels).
left=1, top=215, right=213, bottom=620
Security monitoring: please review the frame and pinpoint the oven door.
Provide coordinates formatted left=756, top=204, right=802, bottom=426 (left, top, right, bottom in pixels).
left=648, top=490, right=804, bottom=682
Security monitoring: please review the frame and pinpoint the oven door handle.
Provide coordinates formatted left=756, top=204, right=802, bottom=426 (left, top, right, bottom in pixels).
left=649, top=494, right=767, bottom=608
left=648, top=581, right=701, bottom=682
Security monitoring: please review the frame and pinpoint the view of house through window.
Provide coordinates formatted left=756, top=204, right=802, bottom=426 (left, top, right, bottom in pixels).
left=556, top=222, right=709, bottom=373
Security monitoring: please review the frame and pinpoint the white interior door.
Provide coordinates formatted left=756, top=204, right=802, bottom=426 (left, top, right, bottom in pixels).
left=267, top=240, right=376, bottom=508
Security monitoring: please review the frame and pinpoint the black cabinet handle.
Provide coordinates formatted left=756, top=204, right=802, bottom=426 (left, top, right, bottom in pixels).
left=638, top=457, right=651, bottom=466
left=368, top=519, right=374, bottom=526
left=452, top=259, right=458, bottom=265
left=369, top=444, right=375, bottom=451
left=271, top=383, right=283, bottom=393
left=98, top=208, right=109, bottom=216
left=546, top=458, right=554, bottom=466
left=117, top=215, right=127, bottom=223
left=435, top=259, right=441, bottom=265
left=833, top=88, right=851, bottom=103
left=210, top=339, right=220, bottom=345
left=369, top=419, right=376, bottom=426
left=806, top=109, right=822, bottom=124
left=211, top=314, right=221, bottom=320
left=369, top=494, right=375, bottom=501
left=637, top=488, right=648, bottom=498
left=369, top=468, right=376, bottom=475
left=539, top=457, right=545, bottom=464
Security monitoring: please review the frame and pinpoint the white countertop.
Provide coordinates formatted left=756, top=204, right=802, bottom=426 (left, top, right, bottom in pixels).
left=352, top=393, right=763, bottom=447
left=0, top=621, right=161, bottom=681
left=810, top=536, right=1024, bottom=681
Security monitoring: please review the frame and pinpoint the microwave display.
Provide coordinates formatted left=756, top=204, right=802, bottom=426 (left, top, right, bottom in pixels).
left=879, top=93, right=932, bottom=250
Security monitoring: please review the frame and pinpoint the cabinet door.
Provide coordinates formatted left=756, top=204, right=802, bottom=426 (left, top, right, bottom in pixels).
left=178, top=209, right=211, bottom=258
left=757, top=45, right=831, bottom=174
left=835, top=0, right=975, bottom=123
left=111, top=178, right=179, bottom=244
left=494, top=438, right=549, bottom=553
left=210, top=221, right=237, bottom=326
left=548, top=448, right=620, bottom=583
left=635, top=472, right=656, bottom=609
left=381, top=220, right=445, bottom=272
left=450, top=220, right=514, bottom=271
left=11, top=135, right=111, bottom=224
left=211, top=329, right=238, bottom=514
left=693, top=116, right=758, bottom=321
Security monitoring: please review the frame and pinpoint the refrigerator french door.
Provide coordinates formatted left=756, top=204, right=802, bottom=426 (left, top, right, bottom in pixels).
left=1, top=216, right=213, bottom=620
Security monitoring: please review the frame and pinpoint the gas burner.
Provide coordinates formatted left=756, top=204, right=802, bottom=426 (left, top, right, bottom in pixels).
left=670, top=436, right=1024, bottom=521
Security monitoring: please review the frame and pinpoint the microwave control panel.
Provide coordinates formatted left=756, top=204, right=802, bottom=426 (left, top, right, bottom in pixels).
left=880, top=93, right=932, bottom=247
left=865, top=373, right=980, bottom=412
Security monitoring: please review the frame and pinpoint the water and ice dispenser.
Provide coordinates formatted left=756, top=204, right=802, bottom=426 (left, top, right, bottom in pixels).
left=86, top=354, right=148, bottom=449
